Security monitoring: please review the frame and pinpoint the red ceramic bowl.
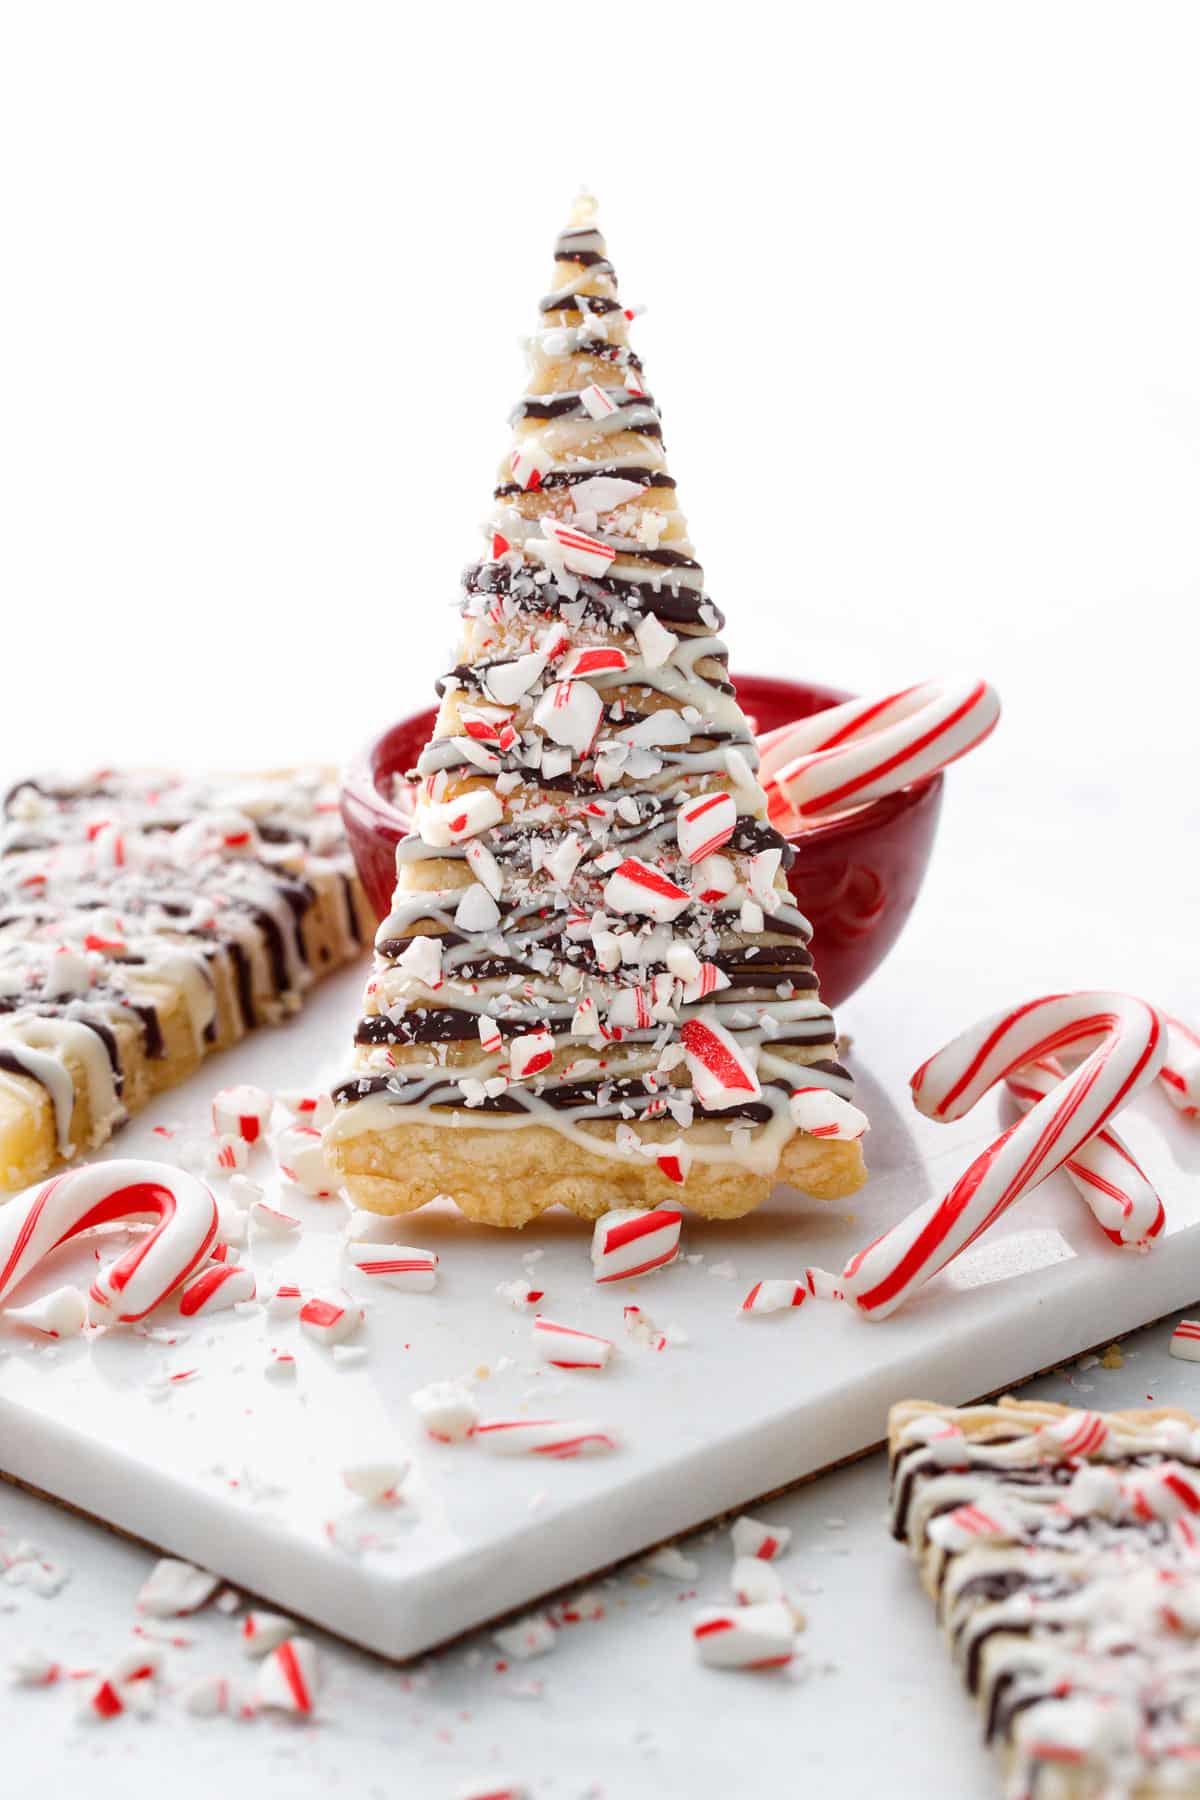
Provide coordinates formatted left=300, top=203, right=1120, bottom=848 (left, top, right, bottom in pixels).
left=340, top=673, right=943, bottom=1008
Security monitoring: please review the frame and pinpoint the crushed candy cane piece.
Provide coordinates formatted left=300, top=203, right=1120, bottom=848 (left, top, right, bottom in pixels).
left=509, top=1028, right=556, bottom=1080
left=210, top=1134, right=249, bottom=1173
left=274, top=1126, right=337, bottom=1196
left=788, top=1087, right=869, bottom=1140
left=267, top=1283, right=304, bottom=1317
left=681, top=1014, right=761, bottom=1111
left=228, top=1175, right=263, bottom=1210
left=343, top=1241, right=438, bottom=1290
left=10, top=1649, right=62, bottom=1686
left=277, top=1090, right=334, bottom=1128
left=731, top=1517, right=791, bottom=1562
left=475, top=1418, right=616, bottom=1459
left=493, top=1613, right=556, bottom=1660
left=739, top=1280, right=806, bottom=1317
left=4, top=1286, right=87, bottom=1339
left=412, top=1379, right=478, bottom=1443
left=181, top=1673, right=232, bottom=1716
left=532, top=1316, right=613, bottom=1369
left=211, top=1084, right=272, bottom=1145
left=676, top=791, right=737, bottom=863
left=299, top=1291, right=363, bottom=1347
left=732, top=1556, right=784, bottom=1606
left=604, top=857, right=690, bottom=923
left=136, top=1558, right=219, bottom=1618
left=250, top=1200, right=302, bottom=1237
left=497, top=1279, right=545, bottom=1310
left=592, top=1206, right=682, bottom=1282
left=179, top=1263, right=255, bottom=1317
left=241, top=1610, right=297, bottom=1657
left=254, top=1637, right=317, bottom=1715
left=692, top=1602, right=795, bottom=1670
left=532, top=679, right=603, bottom=754
left=643, top=1545, right=699, bottom=1580
left=342, top=1460, right=409, bottom=1504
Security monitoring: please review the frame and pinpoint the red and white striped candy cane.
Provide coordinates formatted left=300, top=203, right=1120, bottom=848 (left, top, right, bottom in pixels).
left=1162, top=1016, right=1200, bottom=1120
left=1005, top=1056, right=1164, bottom=1247
left=757, top=676, right=1000, bottom=823
left=842, top=993, right=1166, bottom=1319
left=0, top=1160, right=219, bottom=1325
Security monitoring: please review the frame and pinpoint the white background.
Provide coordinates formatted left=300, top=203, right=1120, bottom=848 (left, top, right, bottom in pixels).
left=2, top=6, right=1199, bottom=1795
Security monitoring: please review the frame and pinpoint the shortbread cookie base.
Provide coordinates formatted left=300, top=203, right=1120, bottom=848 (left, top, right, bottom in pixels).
left=328, top=1116, right=866, bottom=1226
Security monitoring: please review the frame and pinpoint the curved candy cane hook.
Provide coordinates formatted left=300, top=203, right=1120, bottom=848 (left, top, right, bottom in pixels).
left=0, top=1159, right=220, bottom=1325
left=842, top=993, right=1166, bottom=1319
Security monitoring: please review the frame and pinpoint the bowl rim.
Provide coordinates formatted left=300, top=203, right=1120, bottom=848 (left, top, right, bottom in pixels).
left=340, top=671, right=945, bottom=848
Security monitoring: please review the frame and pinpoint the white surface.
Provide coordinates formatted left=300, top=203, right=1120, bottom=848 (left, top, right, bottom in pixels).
left=2, top=3, right=1199, bottom=1791
left=4, top=1319, right=1198, bottom=1799
left=2, top=951, right=1199, bottom=1664
left=2, top=5, right=1198, bottom=806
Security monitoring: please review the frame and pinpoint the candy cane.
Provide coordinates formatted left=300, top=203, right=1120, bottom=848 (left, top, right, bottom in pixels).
left=758, top=677, right=1000, bottom=823
left=842, top=993, right=1166, bottom=1320
left=0, top=1160, right=219, bottom=1326
left=1162, top=1016, right=1200, bottom=1120
left=1005, top=1056, right=1164, bottom=1247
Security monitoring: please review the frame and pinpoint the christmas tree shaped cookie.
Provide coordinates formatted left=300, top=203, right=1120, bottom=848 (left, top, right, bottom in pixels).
left=327, top=198, right=867, bottom=1226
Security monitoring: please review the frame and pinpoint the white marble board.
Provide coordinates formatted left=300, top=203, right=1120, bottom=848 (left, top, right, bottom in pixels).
left=2, top=960, right=1199, bottom=1662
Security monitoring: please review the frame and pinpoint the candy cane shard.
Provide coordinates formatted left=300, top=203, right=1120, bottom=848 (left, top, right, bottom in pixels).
left=531, top=1316, right=613, bottom=1369
left=343, top=1241, right=438, bottom=1290
left=474, top=1418, right=617, bottom=1458
left=680, top=1015, right=761, bottom=1112
left=211, top=1085, right=272, bottom=1145
left=0, top=1160, right=219, bottom=1326
left=758, top=676, right=1001, bottom=822
left=842, top=994, right=1167, bottom=1320
left=1005, top=1055, right=1164, bottom=1246
left=411, top=1379, right=478, bottom=1442
left=492, top=1613, right=557, bottom=1660
left=732, top=1555, right=784, bottom=1606
left=178, top=1263, right=256, bottom=1317
left=4, top=1285, right=87, bottom=1338
left=254, top=1638, right=318, bottom=1715
left=240, top=1610, right=297, bottom=1657
left=136, top=1558, right=219, bottom=1618
left=787, top=1087, right=868, bottom=1141
left=591, top=1206, right=682, bottom=1282
left=691, top=1602, right=796, bottom=1669
left=739, top=1280, right=807, bottom=1317
left=1170, top=1320, right=1200, bottom=1362
left=730, top=1517, right=792, bottom=1562
left=342, top=1461, right=409, bottom=1504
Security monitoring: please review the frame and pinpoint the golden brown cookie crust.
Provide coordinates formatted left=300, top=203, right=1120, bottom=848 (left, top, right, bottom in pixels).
left=328, top=1115, right=866, bottom=1226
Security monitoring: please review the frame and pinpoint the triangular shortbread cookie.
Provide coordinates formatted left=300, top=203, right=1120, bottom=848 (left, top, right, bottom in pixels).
left=328, top=197, right=867, bottom=1226
left=890, top=1398, right=1200, bottom=1794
